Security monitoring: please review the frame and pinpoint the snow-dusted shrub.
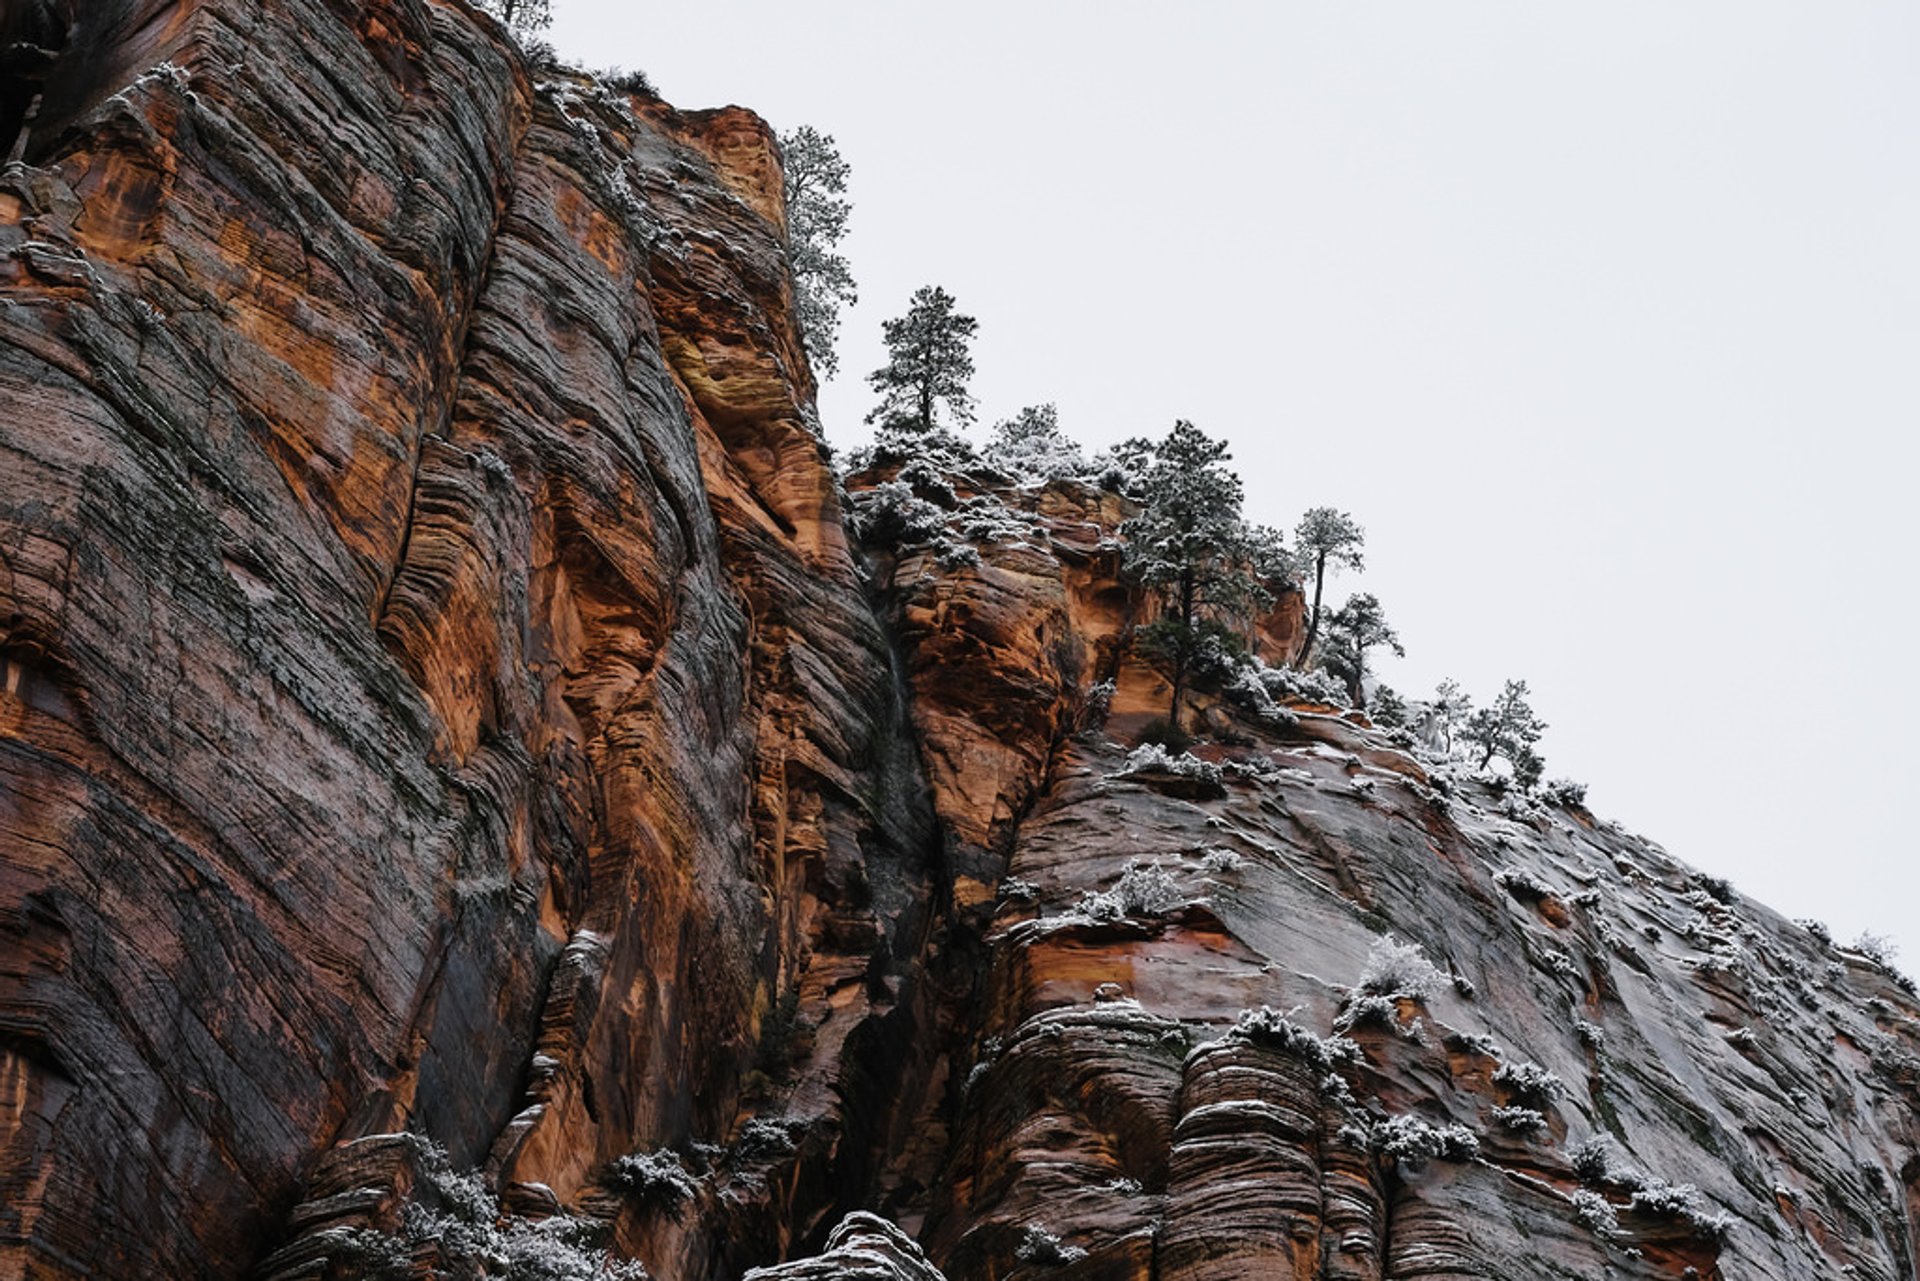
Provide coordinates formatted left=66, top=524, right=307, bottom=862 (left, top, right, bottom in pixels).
left=852, top=424, right=980, bottom=478
left=1254, top=662, right=1350, bottom=707
left=1492, top=1060, right=1566, bottom=1105
left=1538, top=778, right=1588, bottom=807
left=1373, top=1116, right=1481, bottom=1164
left=1569, top=1136, right=1615, bottom=1185
left=1491, top=1106, right=1548, bottom=1135
left=1571, top=1189, right=1620, bottom=1237
left=1102, top=1176, right=1145, bottom=1195
left=999, top=877, right=1039, bottom=901
left=1078, top=859, right=1185, bottom=922
left=1198, top=847, right=1244, bottom=874
left=1574, top=1019, right=1606, bottom=1051
left=1797, top=918, right=1833, bottom=946
left=1337, top=993, right=1402, bottom=1033
left=1229, top=1007, right=1362, bottom=1071
left=1114, top=743, right=1223, bottom=785
left=954, top=494, right=1033, bottom=544
left=1014, top=1224, right=1087, bottom=1265
left=1082, top=679, right=1116, bottom=724
left=733, top=1118, right=799, bottom=1160
left=1494, top=867, right=1552, bottom=903
left=1216, top=662, right=1304, bottom=729
left=341, top=1140, right=646, bottom=1281
left=1626, top=1180, right=1732, bottom=1241
left=1357, top=934, right=1444, bottom=1000
left=606, top=1149, right=697, bottom=1208
left=1693, top=873, right=1736, bottom=905
left=844, top=480, right=948, bottom=546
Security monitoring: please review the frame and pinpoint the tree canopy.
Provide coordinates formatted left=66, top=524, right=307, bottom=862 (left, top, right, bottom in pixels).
left=1123, top=421, right=1287, bottom=730
left=1292, top=507, right=1365, bottom=669
left=1461, top=679, right=1549, bottom=787
left=865, top=286, right=979, bottom=432
left=779, top=126, right=857, bottom=378
left=477, top=0, right=550, bottom=36
left=1317, top=592, right=1404, bottom=708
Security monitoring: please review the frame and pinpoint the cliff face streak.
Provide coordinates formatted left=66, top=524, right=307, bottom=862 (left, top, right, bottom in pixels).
left=1, top=3, right=1917, bottom=1280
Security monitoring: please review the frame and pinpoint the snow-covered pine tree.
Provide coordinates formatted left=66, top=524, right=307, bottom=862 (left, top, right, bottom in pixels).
left=1292, top=507, right=1366, bottom=669
left=865, top=286, right=979, bottom=432
left=1461, top=679, right=1549, bottom=784
left=982, top=404, right=1087, bottom=483
left=1124, top=421, right=1288, bottom=732
left=477, top=0, right=551, bottom=36
left=1316, top=592, right=1404, bottom=708
left=779, top=126, right=857, bottom=379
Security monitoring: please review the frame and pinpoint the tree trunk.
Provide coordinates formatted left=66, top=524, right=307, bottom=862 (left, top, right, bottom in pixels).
left=1298, top=554, right=1328, bottom=669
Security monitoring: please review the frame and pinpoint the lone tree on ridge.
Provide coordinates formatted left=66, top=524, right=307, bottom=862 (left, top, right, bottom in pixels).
left=865, top=285, right=979, bottom=432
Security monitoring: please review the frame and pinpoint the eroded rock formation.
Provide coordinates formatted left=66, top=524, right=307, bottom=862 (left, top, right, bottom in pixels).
left=0, top=3, right=1915, bottom=1279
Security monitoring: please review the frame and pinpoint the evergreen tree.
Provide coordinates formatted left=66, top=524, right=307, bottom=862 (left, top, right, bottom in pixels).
left=983, top=403, right=1086, bottom=481
left=865, top=286, right=979, bottom=432
left=1429, top=678, right=1472, bottom=754
left=478, top=0, right=551, bottom=36
left=1292, top=507, right=1365, bottom=669
left=779, top=126, right=857, bottom=379
left=1316, top=592, right=1404, bottom=708
left=1461, top=679, right=1548, bottom=784
left=1123, top=421, right=1284, bottom=731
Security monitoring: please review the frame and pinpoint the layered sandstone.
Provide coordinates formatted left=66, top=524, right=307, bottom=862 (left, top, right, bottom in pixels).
left=0, top=3, right=1915, bottom=1280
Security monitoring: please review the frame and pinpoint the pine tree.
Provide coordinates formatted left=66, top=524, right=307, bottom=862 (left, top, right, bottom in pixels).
left=1292, top=507, right=1365, bottom=669
left=983, top=404, right=1086, bottom=481
left=1316, top=592, right=1404, bottom=708
left=1124, top=421, right=1285, bottom=732
left=1429, top=678, right=1472, bottom=754
left=779, top=126, right=857, bottom=379
left=1461, top=679, right=1548, bottom=784
left=478, top=0, right=551, bottom=36
left=865, top=286, right=979, bottom=432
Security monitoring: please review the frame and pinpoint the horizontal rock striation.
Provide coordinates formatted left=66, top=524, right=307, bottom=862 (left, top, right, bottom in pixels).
left=0, top=3, right=1915, bottom=1280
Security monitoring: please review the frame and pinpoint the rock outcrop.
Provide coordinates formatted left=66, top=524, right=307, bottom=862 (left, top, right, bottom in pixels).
left=1, top=3, right=1915, bottom=1279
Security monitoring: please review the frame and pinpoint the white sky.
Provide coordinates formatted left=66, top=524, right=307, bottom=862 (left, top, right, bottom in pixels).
left=548, top=3, right=1920, bottom=962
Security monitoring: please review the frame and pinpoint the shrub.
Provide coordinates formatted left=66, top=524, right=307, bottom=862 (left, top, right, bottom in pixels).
left=1538, top=778, right=1588, bottom=807
left=1229, top=1007, right=1362, bottom=1071
left=1078, top=859, right=1185, bottom=922
left=1358, top=934, right=1444, bottom=1000
left=1115, top=742, right=1222, bottom=785
left=1373, top=1115, right=1481, bottom=1164
left=1137, top=717, right=1193, bottom=755
left=1014, top=1224, right=1087, bottom=1265
left=597, top=66, right=655, bottom=95
left=1626, top=1180, right=1733, bottom=1241
left=845, top=480, right=947, bottom=547
left=1494, top=867, right=1552, bottom=903
left=1569, top=1136, right=1615, bottom=1185
left=1197, top=847, right=1244, bottom=874
left=1492, top=1061, right=1566, bottom=1105
left=1336, top=993, right=1402, bottom=1033
left=1571, top=1189, right=1620, bottom=1237
left=1491, top=1106, right=1548, bottom=1135
left=605, top=1149, right=697, bottom=1208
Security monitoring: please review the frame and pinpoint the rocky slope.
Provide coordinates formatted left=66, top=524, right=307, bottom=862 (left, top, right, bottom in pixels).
left=0, top=3, right=1914, bottom=1279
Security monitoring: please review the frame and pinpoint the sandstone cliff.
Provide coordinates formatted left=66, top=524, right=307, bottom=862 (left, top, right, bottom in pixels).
left=0, top=3, right=1914, bottom=1280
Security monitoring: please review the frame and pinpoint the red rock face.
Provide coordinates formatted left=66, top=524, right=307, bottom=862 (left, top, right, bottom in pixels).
left=2, top=4, right=1918, bottom=1281
left=1, top=3, right=940, bottom=1276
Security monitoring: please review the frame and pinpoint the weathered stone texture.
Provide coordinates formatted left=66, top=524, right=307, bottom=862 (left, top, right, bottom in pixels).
left=1, top=3, right=1916, bottom=1280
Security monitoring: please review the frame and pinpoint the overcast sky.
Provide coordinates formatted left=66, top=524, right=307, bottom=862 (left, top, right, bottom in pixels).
left=548, top=3, right=1920, bottom=962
